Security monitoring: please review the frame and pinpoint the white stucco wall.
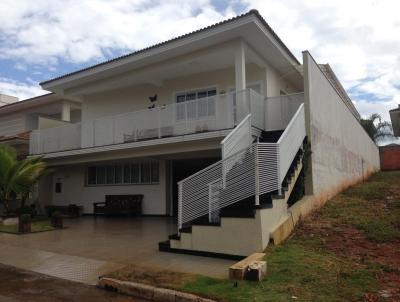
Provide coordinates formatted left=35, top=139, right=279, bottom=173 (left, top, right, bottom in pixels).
left=303, top=51, right=380, bottom=198
left=51, top=160, right=167, bottom=215
left=81, top=63, right=298, bottom=122
left=0, top=113, right=26, bottom=137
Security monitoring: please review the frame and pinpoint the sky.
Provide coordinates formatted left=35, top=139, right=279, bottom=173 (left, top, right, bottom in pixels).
left=0, top=0, right=399, bottom=143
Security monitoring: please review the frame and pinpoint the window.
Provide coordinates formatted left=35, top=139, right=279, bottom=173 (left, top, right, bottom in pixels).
left=55, top=182, right=62, bottom=193
left=176, top=88, right=217, bottom=120
left=151, top=161, right=159, bottom=183
left=131, top=164, right=140, bottom=183
left=123, top=165, right=131, bottom=183
left=141, top=163, right=151, bottom=183
left=86, top=161, right=160, bottom=186
left=87, top=167, right=96, bottom=185
left=106, top=166, right=115, bottom=184
left=96, top=166, right=106, bottom=184
left=115, top=165, right=122, bottom=184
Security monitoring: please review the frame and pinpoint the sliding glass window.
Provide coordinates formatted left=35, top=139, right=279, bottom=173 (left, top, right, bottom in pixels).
left=86, top=161, right=160, bottom=186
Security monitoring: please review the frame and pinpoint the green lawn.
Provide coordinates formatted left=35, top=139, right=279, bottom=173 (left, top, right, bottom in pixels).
left=107, top=171, right=400, bottom=302
left=0, top=220, right=55, bottom=234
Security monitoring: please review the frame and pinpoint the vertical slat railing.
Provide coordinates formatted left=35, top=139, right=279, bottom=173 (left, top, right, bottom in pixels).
left=177, top=102, right=306, bottom=233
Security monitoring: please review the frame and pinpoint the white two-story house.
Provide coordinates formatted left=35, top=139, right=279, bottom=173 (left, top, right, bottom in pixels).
left=27, top=10, right=379, bottom=257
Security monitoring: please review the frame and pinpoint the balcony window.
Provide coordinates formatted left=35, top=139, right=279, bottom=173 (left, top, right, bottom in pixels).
left=86, top=161, right=159, bottom=186
left=175, top=88, right=217, bottom=120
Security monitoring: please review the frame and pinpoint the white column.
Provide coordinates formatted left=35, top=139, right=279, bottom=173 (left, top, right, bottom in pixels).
left=235, top=41, right=247, bottom=122
left=61, top=101, right=71, bottom=122
left=235, top=40, right=246, bottom=91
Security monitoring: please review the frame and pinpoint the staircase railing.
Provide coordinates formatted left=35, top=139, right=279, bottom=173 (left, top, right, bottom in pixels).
left=221, top=114, right=252, bottom=159
left=277, top=103, right=306, bottom=191
left=220, top=114, right=252, bottom=187
left=177, top=104, right=306, bottom=232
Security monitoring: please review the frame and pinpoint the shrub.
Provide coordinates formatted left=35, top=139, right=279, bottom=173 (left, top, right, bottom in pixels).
left=17, top=204, right=37, bottom=217
left=51, top=211, right=62, bottom=218
left=19, top=213, right=31, bottom=223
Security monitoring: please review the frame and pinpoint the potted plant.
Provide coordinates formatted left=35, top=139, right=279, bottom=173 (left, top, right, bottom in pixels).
left=51, top=211, right=63, bottom=228
left=18, top=214, right=31, bottom=233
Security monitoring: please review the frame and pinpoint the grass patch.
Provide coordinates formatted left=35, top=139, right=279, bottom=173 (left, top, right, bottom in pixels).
left=180, top=171, right=400, bottom=301
left=106, top=171, right=400, bottom=301
left=0, top=220, right=55, bottom=234
left=182, top=242, right=376, bottom=302
left=320, top=171, right=400, bottom=242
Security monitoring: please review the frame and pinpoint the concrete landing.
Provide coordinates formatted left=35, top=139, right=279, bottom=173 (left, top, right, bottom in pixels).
left=0, top=244, right=124, bottom=285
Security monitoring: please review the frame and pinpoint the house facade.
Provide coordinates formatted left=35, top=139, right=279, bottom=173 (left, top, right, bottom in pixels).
left=390, top=105, right=400, bottom=137
left=6, top=10, right=379, bottom=257
left=0, top=93, right=80, bottom=158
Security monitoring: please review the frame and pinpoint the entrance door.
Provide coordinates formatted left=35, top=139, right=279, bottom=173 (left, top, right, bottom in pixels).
left=171, top=158, right=219, bottom=217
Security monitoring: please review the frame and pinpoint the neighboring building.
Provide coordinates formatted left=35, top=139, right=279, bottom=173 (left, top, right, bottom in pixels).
left=0, top=93, right=81, bottom=158
left=1, top=10, right=379, bottom=257
left=390, top=105, right=400, bottom=137
left=379, top=144, right=400, bottom=171
left=0, top=93, right=19, bottom=107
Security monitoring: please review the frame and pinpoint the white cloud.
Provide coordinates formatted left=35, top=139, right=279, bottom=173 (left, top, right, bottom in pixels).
left=242, top=0, right=400, bottom=122
left=0, top=0, right=234, bottom=65
left=0, top=0, right=399, bottom=128
left=0, top=78, right=48, bottom=100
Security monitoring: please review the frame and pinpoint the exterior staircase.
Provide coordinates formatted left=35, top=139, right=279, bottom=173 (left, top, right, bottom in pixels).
left=159, top=103, right=306, bottom=258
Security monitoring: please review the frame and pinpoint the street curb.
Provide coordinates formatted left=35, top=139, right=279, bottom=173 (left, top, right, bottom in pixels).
left=97, top=277, right=216, bottom=302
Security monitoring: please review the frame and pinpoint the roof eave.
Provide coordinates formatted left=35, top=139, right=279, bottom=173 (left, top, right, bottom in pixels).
left=40, top=9, right=300, bottom=90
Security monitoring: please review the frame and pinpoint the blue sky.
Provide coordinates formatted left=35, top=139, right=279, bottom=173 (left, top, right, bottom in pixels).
left=0, top=0, right=399, bottom=143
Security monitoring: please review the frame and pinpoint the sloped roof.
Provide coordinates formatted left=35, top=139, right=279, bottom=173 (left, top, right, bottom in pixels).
left=40, top=9, right=300, bottom=86
left=0, top=131, right=30, bottom=142
left=0, top=93, right=66, bottom=117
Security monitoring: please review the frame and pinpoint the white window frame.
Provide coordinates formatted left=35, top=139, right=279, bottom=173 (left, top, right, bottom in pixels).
left=86, top=161, right=160, bottom=186
left=174, top=86, right=218, bottom=121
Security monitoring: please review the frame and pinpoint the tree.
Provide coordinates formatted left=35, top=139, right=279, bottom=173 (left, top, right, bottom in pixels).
left=0, top=145, right=47, bottom=214
left=360, top=113, right=394, bottom=143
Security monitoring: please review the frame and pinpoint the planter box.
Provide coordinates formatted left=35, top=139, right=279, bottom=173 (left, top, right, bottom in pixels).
left=51, top=217, right=63, bottom=228
left=18, top=222, right=31, bottom=233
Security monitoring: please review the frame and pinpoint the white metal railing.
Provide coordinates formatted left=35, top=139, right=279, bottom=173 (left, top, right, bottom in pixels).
left=30, top=123, right=81, bottom=154
left=221, top=114, right=252, bottom=188
left=177, top=103, right=306, bottom=231
left=277, top=103, right=306, bottom=186
left=178, top=144, right=257, bottom=230
left=265, top=92, right=304, bottom=130
left=221, top=114, right=252, bottom=159
left=30, top=89, right=265, bottom=154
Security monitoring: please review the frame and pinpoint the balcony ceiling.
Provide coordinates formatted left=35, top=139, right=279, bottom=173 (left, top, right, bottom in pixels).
left=42, top=13, right=303, bottom=97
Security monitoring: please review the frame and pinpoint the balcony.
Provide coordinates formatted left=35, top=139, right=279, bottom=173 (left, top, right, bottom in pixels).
left=29, top=89, right=268, bottom=155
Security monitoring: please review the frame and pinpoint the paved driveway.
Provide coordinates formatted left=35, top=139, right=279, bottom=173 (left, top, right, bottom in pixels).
left=0, top=263, right=142, bottom=302
left=0, top=217, right=234, bottom=283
